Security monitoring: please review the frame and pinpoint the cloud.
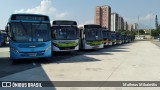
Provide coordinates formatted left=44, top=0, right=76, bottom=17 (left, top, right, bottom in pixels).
left=14, top=0, right=69, bottom=20
left=55, top=12, right=68, bottom=19
left=124, top=13, right=155, bottom=23
left=139, top=14, right=155, bottom=21
left=124, top=13, right=155, bottom=29
left=84, top=20, right=94, bottom=24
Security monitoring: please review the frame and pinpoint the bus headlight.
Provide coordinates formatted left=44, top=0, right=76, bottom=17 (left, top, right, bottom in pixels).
left=75, top=40, right=79, bottom=43
left=11, top=47, right=19, bottom=53
left=45, top=45, right=51, bottom=52
left=52, top=41, right=59, bottom=46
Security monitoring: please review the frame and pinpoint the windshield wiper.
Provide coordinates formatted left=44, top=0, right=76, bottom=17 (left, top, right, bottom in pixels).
left=34, top=21, right=42, bottom=31
left=20, top=21, right=28, bottom=36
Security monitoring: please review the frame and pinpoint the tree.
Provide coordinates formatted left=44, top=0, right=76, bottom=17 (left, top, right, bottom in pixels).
left=120, top=30, right=136, bottom=36
left=151, top=30, right=159, bottom=37
left=139, top=30, right=145, bottom=35
left=155, top=15, right=159, bottom=30
left=151, top=29, right=160, bottom=37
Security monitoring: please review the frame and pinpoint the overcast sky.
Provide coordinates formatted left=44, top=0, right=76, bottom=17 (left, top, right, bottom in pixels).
left=0, top=0, right=160, bottom=29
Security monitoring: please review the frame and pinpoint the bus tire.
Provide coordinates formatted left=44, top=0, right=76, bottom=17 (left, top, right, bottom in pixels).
left=46, top=57, right=52, bottom=60
left=11, top=59, right=17, bottom=64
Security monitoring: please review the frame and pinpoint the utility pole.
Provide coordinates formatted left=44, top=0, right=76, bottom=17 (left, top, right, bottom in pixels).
left=138, top=16, right=139, bottom=39
left=150, top=14, right=152, bottom=39
left=155, top=15, right=158, bottom=30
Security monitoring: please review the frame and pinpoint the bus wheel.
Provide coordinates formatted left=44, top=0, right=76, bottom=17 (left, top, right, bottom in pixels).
left=51, top=51, right=54, bottom=56
left=40, top=57, right=52, bottom=61
left=4, top=41, right=7, bottom=45
left=10, top=59, right=18, bottom=64
left=46, top=57, right=52, bottom=61
left=2, top=41, right=5, bottom=46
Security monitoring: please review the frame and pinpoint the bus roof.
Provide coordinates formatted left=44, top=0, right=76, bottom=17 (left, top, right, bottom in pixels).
left=102, top=29, right=111, bottom=32
left=52, top=20, right=77, bottom=26
left=84, top=24, right=101, bottom=28
left=78, top=24, right=101, bottom=29
left=9, top=13, right=50, bottom=21
left=111, top=31, right=116, bottom=33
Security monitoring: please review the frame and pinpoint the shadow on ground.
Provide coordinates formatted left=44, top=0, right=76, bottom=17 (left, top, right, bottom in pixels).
left=0, top=42, right=134, bottom=79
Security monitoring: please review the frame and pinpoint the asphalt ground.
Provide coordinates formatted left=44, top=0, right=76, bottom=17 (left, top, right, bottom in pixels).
left=0, top=42, right=132, bottom=78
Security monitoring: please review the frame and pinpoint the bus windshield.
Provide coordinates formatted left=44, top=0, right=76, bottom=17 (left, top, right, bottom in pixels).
left=116, top=33, right=121, bottom=39
left=103, top=31, right=111, bottom=39
left=52, top=26, right=78, bottom=40
left=111, top=33, right=116, bottom=39
left=84, top=28, right=103, bottom=41
left=11, top=22, right=50, bottom=42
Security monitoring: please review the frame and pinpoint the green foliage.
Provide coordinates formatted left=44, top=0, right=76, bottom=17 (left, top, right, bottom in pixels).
left=151, top=30, right=158, bottom=37
left=118, top=30, right=136, bottom=36
left=139, top=30, right=145, bottom=35
left=134, top=29, right=145, bottom=35
left=151, top=25, right=160, bottom=37
left=158, top=25, right=160, bottom=30
left=151, top=29, right=160, bottom=37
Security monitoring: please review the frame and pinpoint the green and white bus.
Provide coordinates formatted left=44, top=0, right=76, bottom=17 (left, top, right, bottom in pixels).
left=79, top=24, right=104, bottom=50
left=51, top=20, right=79, bottom=52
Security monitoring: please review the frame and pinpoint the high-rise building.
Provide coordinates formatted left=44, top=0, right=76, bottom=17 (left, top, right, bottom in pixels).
left=94, top=6, right=101, bottom=25
left=124, top=21, right=128, bottom=30
left=111, top=12, right=119, bottom=32
left=118, top=16, right=124, bottom=31
left=94, top=5, right=111, bottom=30
left=128, top=24, right=133, bottom=31
left=133, top=23, right=138, bottom=31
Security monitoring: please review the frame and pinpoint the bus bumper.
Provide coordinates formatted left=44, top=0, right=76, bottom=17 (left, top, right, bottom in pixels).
left=84, top=44, right=104, bottom=50
left=52, top=45, right=79, bottom=52
left=10, top=47, right=52, bottom=60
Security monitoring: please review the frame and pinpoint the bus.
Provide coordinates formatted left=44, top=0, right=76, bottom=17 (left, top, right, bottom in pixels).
left=127, top=35, right=134, bottom=43
left=116, top=32, right=122, bottom=44
left=121, top=34, right=127, bottom=44
left=0, top=30, right=7, bottom=46
left=51, top=20, right=79, bottom=52
left=79, top=24, right=104, bottom=50
left=111, top=31, right=116, bottom=45
left=5, top=14, right=52, bottom=60
left=102, top=29, right=112, bottom=46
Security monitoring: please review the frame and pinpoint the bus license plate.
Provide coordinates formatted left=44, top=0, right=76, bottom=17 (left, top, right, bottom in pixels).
left=93, top=46, right=98, bottom=49
left=29, top=53, right=37, bottom=56
left=65, top=48, right=71, bottom=50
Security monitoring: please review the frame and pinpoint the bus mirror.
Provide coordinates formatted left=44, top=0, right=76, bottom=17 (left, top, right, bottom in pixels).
left=5, top=26, right=8, bottom=31
left=5, top=26, right=8, bottom=34
left=83, top=35, right=85, bottom=39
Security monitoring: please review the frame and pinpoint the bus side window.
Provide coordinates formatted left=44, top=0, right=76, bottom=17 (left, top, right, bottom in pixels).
left=77, top=29, right=80, bottom=39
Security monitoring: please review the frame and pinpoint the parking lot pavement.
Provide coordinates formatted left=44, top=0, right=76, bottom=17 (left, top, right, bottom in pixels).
left=1, top=41, right=160, bottom=90
left=0, top=46, right=86, bottom=78
left=152, top=40, right=160, bottom=47
left=0, top=43, right=123, bottom=78
left=0, top=45, right=9, bottom=53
